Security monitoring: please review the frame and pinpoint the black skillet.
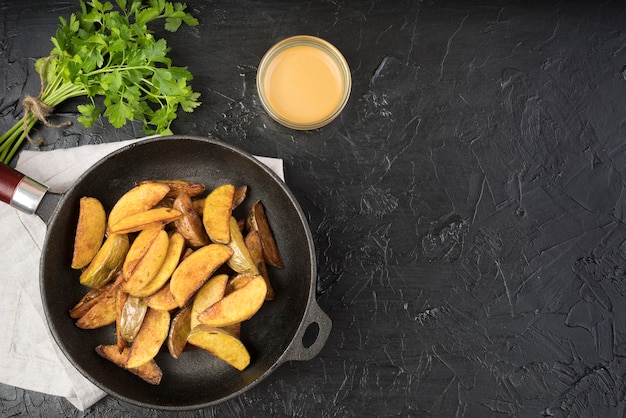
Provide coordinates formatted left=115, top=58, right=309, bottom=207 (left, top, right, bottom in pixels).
left=0, top=135, right=332, bottom=410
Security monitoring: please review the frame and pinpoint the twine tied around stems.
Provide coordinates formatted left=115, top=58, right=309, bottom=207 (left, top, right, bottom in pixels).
left=21, top=57, right=71, bottom=146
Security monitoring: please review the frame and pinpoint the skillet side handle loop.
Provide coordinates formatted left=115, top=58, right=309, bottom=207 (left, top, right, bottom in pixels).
left=282, top=299, right=332, bottom=362
left=0, top=163, right=48, bottom=214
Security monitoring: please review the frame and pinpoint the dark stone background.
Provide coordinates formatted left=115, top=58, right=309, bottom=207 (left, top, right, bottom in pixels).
left=2, top=1, right=626, bottom=416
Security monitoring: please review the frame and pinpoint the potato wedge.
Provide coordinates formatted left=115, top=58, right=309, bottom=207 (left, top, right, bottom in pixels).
left=79, top=234, right=129, bottom=288
left=145, top=283, right=179, bottom=311
left=170, top=244, right=233, bottom=308
left=123, top=228, right=169, bottom=296
left=197, top=274, right=267, bottom=327
left=119, top=295, right=148, bottom=343
left=127, top=308, right=170, bottom=368
left=132, top=232, right=185, bottom=298
left=203, top=184, right=235, bottom=244
left=190, top=274, right=228, bottom=330
left=173, top=192, right=210, bottom=248
left=69, top=281, right=114, bottom=319
left=167, top=304, right=192, bottom=359
left=136, top=179, right=206, bottom=198
left=247, top=200, right=284, bottom=268
left=76, top=273, right=124, bottom=329
left=226, top=216, right=258, bottom=275
left=193, top=185, right=247, bottom=215
left=96, top=344, right=163, bottom=385
left=245, top=230, right=275, bottom=300
left=187, top=325, right=250, bottom=371
left=108, top=183, right=170, bottom=231
left=109, top=207, right=182, bottom=235
left=122, top=226, right=163, bottom=279
left=71, top=197, right=107, bottom=269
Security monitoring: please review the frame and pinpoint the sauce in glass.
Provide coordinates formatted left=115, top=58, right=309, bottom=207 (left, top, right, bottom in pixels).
left=257, top=36, right=351, bottom=130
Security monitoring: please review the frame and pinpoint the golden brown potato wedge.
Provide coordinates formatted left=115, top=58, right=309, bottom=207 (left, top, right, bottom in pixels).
left=189, top=185, right=248, bottom=216
left=190, top=274, right=228, bottom=330
left=69, top=281, right=114, bottom=319
left=96, top=344, right=163, bottom=385
left=132, top=232, right=185, bottom=298
left=197, top=274, right=267, bottom=327
left=170, top=244, right=233, bottom=308
left=245, top=230, right=275, bottom=300
left=167, top=304, right=192, bottom=359
left=247, top=200, right=285, bottom=268
left=145, top=283, right=179, bottom=311
left=107, top=183, right=170, bottom=231
left=187, top=325, right=250, bottom=371
left=109, top=207, right=182, bottom=235
left=79, top=234, right=129, bottom=288
left=173, top=192, right=210, bottom=248
left=71, top=197, right=107, bottom=269
left=203, top=184, right=235, bottom=244
left=136, top=179, right=206, bottom=198
left=127, top=308, right=170, bottom=368
left=123, top=228, right=169, bottom=296
left=122, top=226, right=164, bottom=280
left=76, top=274, right=124, bottom=329
left=226, top=216, right=258, bottom=275
left=119, top=295, right=148, bottom=343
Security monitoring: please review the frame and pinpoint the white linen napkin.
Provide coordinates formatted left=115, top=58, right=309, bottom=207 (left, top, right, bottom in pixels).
left=0, top=138, right=284, bottom=410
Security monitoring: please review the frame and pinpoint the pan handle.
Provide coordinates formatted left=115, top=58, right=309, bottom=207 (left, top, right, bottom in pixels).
left=282, top=299, right=332, bottom=362
left=0, top=163, right=48, bottom=214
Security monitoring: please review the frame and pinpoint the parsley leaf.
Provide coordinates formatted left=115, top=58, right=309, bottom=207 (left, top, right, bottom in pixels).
left=0, top=0, right=201, bottom=164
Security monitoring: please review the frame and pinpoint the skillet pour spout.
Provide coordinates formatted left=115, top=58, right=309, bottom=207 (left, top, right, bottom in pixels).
left=8, top=134, right=332, bottom=409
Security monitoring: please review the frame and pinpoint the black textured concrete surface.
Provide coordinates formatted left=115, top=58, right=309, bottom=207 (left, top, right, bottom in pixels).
left=2, top=0, right=626, bottom=416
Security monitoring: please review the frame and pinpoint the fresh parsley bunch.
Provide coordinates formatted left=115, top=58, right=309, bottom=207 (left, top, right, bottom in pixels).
left=0, top=0, right=201, bottom=164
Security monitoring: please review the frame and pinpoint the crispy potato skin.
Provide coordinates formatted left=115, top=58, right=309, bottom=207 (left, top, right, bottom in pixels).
left=247, top=200, right=285, bottom=268
left=173, top=192, right=210, bottom=248
left=245, top=230, right=275, bottom=300
left=127, top=308, right=171, bottom=368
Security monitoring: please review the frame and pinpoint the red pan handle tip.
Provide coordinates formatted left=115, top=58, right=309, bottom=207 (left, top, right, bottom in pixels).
left=0, top=163, right=48, bottom=215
